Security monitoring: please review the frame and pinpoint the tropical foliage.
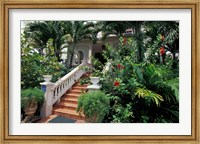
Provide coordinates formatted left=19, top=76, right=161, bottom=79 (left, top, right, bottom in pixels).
left=100, top=35, right=179, bottom=123
left=21, top=20, right=179, bottom=123
left=21, top=33, right=69, bottom=89
left=62, top=21, right=99, bottom=67
left=23, top=21, right=68, bottom=61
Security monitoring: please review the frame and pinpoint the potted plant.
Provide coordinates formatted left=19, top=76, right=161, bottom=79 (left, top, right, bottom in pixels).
left=76, top=90, right=110, bottom=123
left=43, top=75, right=52, bottom=82
left=21, top=88, right=44, bottom=118
left=89, top=70, right=101, bottom=86
left=42, top=66, right=53, bottom=82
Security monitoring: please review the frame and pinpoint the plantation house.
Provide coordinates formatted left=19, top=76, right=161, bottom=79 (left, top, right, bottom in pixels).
left=21, top=21, right=179, bottom=123
left=39, top=31, right=134, bottom=119
left=67, top=29, right=134, bottom=66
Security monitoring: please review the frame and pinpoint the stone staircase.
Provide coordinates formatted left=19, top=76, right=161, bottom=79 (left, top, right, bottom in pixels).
left=38, top=73, right=90, bottom=123
left=52, top=82, right=88, bottom=121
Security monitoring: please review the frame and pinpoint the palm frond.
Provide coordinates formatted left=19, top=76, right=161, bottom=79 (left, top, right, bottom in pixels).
left=135, top=88, right=164, bottom=107
left=163, top=78, right=179, bottom=102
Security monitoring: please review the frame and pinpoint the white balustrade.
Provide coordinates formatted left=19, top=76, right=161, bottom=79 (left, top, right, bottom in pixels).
left=40, top=61, right=90, bottom=118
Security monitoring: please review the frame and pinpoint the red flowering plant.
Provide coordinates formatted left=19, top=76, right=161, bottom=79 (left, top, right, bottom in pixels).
left=117, top=63, right=125, bottom=69
left=101, top=38, right=136, bottom=110
left=113, top=80, right=130, bottom=97
left=100, top=33, right=179, bottom=123
left=161, top=35, right=165, bottom=41
left=101, top=38, right=143, bottom=122
left=110, top=63, right=125, bottom=79
left=114, top=80, right=120, bottom=86
left=123, top=37, right=127, bottom=44
left=160, top=46, right=165, bottom=55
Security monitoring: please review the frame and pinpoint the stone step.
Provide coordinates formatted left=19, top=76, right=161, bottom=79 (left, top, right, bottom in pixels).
left=64, top=93, right=81, bottom=98
left=72, top=86, right=88, bottom=91
left=54, top=102, right=77, bottom=110
left=53, top=108, right=85, bottom=120
left=67, top=89, right=83, bottom=94
left=61, top=97, right=78, bottom=104
left=40, top=73, right=90, bottom=123
left=74, top=83, right=89, bottom=87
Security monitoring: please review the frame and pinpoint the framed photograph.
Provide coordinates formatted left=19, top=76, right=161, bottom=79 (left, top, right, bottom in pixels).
left=1, top=0, right=199, bottom=143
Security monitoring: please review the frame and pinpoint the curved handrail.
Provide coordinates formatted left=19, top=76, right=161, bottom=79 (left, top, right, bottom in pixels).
left=49, top=62, right=90, bottom=105
left=51, top=63, right=85, bottom=90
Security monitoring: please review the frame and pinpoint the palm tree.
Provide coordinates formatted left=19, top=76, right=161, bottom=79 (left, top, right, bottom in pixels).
left=145, top=21, right=179, bottom=67
left=99, top=21, right=130, bottom=40
left=99, top=21, right=146, bottom=62
left=63, top=21, right=98, bottom=67
left=133, top=63, right=179, bottom=122
left=126, top=21, right=146, bottom=62
left=159, top=21, right=179, bottom=67
left=23, top=21, right=67, bottom=61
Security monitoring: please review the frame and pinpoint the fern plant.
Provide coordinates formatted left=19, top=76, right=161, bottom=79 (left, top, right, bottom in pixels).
left=135, top=88, right=164, bottom=107
left=76, top=91, right=110, bottom=123
left=130, top=63, right=179, bottom=122
left=163, top=78, right=179, bottom=102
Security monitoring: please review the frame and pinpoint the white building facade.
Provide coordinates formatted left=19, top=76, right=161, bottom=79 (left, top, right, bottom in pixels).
left=70, top=36, right=119, bottom=66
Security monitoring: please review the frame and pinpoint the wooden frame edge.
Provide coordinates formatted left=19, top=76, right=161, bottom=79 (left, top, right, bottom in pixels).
left=1, top=0, right=6, bottom=143
left=196, top=1, right=200, bottom=144
left=191, top=2, right=197, bottom=142
left=0, top=0, right=3, bottom=143
left=1, top=0, right=199, bottom=143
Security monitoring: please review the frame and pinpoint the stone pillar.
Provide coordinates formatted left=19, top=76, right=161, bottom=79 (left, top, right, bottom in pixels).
left=88, top=45, right=93, bottom=64
left=40, top=76, right=54, bottom=118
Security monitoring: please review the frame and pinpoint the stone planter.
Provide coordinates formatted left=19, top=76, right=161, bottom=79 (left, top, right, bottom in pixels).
left=90, top=77, right=100, bottom=86
left=43, top=75, right=52, bottom=82
left=24, top=102, right=38, bottom=116
left=87, top=77, right=101, bottom=92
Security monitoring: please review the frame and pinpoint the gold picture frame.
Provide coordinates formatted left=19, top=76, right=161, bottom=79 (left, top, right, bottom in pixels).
left=0, top=0, right=199, bottom=143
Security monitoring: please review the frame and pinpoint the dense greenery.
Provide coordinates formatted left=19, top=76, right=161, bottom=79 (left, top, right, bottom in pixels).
left=100, top=36, right=179, bottom=123
left=21, top=20, right=179, bottom=123
left=21, top=87, right=44, bottom=111
left=21, top=30, right=70, bottom=89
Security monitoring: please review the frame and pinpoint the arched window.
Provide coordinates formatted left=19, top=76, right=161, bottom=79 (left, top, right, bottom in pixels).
left=78, top=51, right=84, bottom=64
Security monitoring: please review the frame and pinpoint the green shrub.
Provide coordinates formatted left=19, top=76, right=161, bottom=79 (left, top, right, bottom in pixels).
left=76, top=91, right=110, bottom=123
left=78, top=77, right=90, bottom=85
left=101, top=37, right=179, bottom=123
left=21, top=88, right=44, bottom=110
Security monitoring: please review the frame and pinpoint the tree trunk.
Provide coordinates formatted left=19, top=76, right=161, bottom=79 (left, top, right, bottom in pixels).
left=69, top=43, right=76, bottom=68
left=54, top=43, right=61, bottom=62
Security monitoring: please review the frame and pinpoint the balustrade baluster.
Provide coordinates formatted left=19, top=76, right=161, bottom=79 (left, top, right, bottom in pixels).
left=53, top=89, right=56, bottom=99
left=57, top=87, right=59, bottom=96
left=46, top=62, right=88, bottom=115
